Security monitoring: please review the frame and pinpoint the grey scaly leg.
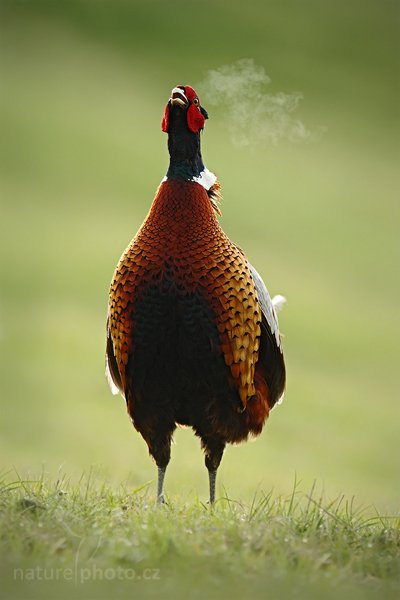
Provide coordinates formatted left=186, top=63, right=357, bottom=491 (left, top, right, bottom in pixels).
left=201, top=435, right=225, bottom=505
left=208, top=469, right=217, bottom=504
left=157, top=466, right=167, bottom=504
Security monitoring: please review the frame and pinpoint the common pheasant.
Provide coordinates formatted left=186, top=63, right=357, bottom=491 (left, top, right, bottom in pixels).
left=106, top=85, right=286, bottom=503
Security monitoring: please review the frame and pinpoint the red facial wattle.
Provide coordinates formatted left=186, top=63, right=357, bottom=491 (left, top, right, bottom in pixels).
left=161, top=104, right=170, bottom=133
left=161, top=85, right=205, bottom=134
left=186, top=103, right=205, bottom=133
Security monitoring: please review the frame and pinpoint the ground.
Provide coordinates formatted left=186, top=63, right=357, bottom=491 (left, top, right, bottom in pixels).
left=1, top=473, right=399, bottom=600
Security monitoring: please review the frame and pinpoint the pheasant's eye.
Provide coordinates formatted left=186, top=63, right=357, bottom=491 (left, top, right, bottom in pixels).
left=193, top=97, right=199, bottom=106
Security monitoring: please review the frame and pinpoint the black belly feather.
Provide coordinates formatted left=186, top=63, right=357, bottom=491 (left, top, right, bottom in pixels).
left=125, top=277, right=243, bottom=436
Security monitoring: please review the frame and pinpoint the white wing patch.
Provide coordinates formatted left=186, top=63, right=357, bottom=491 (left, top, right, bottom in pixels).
left=249, top=263, right=283, bottom=351
left=105, top=356, right=122, bottom=396
left=271, top=294, right=287, bottom=313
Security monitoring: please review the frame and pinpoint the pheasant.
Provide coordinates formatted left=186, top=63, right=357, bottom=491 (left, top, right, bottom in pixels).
left=106, top=85, right=286, bottom=503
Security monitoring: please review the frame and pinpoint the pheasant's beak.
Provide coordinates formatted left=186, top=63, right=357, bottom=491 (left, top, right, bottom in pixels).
left=170, top=87, right=188, bottom=108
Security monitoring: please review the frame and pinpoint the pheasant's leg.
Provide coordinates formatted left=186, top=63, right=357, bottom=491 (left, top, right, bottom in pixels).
left=157, top=466, right=167, bottom=503
left=201, top=436, right=226, bottom=504
left=144, top=427, right=175, bottom=504
left=208, top=468, right=217, bottom=504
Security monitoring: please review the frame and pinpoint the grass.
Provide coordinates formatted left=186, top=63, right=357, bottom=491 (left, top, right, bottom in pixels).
left=1, top=471, right=399, bottom=600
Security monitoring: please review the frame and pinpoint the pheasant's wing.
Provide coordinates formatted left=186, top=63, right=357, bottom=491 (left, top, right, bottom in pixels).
left=106, top=240, right=145, bottom=399
left=248, top=263, right=286, bottom=407
left=248, top=264, right=282, bottom=351
left=106, top=316, right=124, bottom=396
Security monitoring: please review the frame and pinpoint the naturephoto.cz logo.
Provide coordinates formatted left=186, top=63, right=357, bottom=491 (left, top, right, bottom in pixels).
left=14, top=565, right=161, bottom=584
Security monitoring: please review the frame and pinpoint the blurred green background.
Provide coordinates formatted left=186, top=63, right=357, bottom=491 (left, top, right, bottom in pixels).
left=1, top=0, right=399, bottom=511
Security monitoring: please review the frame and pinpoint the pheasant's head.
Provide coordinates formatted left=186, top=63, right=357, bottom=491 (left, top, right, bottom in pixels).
left=162, top=85, right=208, bottom=135
left=161, top=85, right=216, bottom=189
